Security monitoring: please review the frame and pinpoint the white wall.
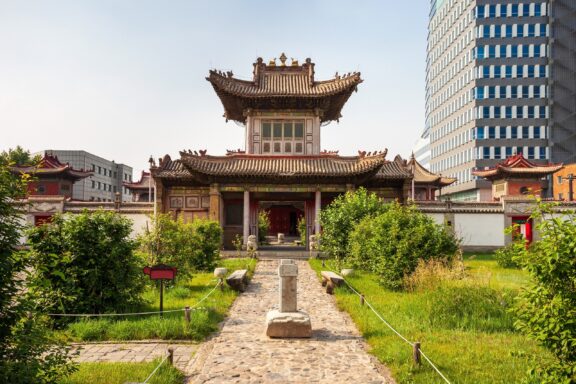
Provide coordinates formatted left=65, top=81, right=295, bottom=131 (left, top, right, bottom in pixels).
left=427, top=213, right=445, bottom=225
left=121, top=213, right=152, bottom=238
left=454, top=213, right=505, bottom=247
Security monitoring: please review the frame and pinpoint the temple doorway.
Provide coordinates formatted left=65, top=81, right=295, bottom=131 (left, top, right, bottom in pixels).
left=260, top=202, right=304, bottom=239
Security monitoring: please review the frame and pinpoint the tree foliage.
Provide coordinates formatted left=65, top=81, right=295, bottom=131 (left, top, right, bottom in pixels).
left=138, top=213, right=222, bottom=276
left=0, top=145, right=40, bottom=166
left=319, top=188, right=387, bottom=263
left=513, top=203, right=576, bottom=383
left=27, top=211, right=145, bottom=316
left=349, top=202, right=459, bottom=290
left=257, top=210, right=270, bottom=243
left=0, top=157, right=75, bottom=382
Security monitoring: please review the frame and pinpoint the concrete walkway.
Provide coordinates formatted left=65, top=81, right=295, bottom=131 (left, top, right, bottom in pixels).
left=185, top=260, right=393, bottom=383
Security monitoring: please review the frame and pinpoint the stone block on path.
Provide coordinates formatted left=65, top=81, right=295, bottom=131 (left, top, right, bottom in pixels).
left=265, top=310, right=312, bottom=338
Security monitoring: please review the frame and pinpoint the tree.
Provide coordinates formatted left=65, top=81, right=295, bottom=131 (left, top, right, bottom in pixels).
left=0, top=145, right=39, bottom=166
left=319, top=188, right=387, bottom=265
left=27, top=211, right=145, bottom=316
left=513, top=203, right=576, bottom=383
left=0, top=158, right=75, bottom=383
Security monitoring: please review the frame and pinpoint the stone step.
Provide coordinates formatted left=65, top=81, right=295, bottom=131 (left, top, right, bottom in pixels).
left=220, top=250, right=323, bottom=260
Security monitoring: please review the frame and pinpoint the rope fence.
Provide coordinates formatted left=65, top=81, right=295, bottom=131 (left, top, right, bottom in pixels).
left=327, top=266, right=452, bottom=384
left=47, top=280, right=222, bottom=318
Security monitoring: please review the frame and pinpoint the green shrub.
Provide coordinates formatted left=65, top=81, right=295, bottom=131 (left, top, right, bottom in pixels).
left=495, top=239, right=525, bottom=269
left=258, top=210, right=270, bottom=243
left=27, top=211, right=145, bottom=316
left=427, top=285, right=515, bottom=332
left=512, top=204, right=576, bottom=383
left=138, top=214, right=222, bottom=276
left=320, top=188, right=386, bottom=265
left=349, top=202, right=459, bottom=290
left=297, top=216, right=306, bottom=246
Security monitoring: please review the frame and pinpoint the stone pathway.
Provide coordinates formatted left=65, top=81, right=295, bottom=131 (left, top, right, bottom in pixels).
left=72, top=342, right=198, bottom=371
left=185, top=260, right=393, bottom=383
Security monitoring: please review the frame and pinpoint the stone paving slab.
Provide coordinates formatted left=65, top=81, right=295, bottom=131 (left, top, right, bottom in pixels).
left=185, top=260, right=393, bottom=383
left=72, top=342, right=198, bottom=371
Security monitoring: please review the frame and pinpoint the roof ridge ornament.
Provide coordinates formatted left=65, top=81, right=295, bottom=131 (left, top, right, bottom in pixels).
left=279, top=53, right=287, bottom=66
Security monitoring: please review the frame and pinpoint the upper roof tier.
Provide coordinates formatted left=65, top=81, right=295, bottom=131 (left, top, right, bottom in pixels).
left=206, top=54, right=362, bottom=123
left=10, top=153, right=93, bottom=182
left=473, top=154, right=563, bottom=180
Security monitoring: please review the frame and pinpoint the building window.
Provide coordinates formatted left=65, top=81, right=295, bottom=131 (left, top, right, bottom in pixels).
left=224, top=202, right=242, bottom=226
left=91, top=180, right=95, bottom=189
left=261, top=120, right=305, bottom=154
left=98, top=166, right=102, bottom=174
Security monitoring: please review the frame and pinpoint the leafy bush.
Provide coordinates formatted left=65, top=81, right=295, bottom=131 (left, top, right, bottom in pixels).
left=427, top=285, right=516, bottom=332
left=28, top=211, right=145, bottom=316
left=495, top=237, right=525, bottom=269
left=297, top=216, right=306, bottom=246
left=349, top=202, right=459, bottom=290
left=512, top=204, right=576, bottom=383
left=138, top=214, right=222, bottom=276
left=0, top=157, right=75, bottom=383
left=258, top=210, right=270, bottom=243
left=320, top=188, right=386, bottom=264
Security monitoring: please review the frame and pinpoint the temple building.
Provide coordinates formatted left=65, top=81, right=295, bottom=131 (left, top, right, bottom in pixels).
left=473, top=153, right=563, bottom=201
left=124, top=171, right=155, bottom=202
left=151, top=55, right=449, bottom=248
left=10, top=153, right=93, bottom=199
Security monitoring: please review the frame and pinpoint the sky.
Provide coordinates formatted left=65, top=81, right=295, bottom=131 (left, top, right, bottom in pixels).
left=0, top=0, right=429, bottom=175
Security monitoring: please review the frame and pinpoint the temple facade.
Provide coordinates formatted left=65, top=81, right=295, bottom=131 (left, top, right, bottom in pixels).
left=151, top=55, right=451, bottom=248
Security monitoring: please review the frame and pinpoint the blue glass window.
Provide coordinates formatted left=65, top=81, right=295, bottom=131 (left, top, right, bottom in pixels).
left=539, top=147, right=546, bottom=159
left=534, top=87, right=541, bottom=98
left=494, top=66, right=501, bottom=77
left=505, top=25, right=513, bottom=37
left=540, top=107, right=546, bottom=118
left=494, top=25, right=501, bottom=38
left=488, top=86, right=496, bottom=98
left=477, top=127, right=485, bottom=139
left=489, top=5, right=496, bottom=17
left=511, top=86, right=518, bottom=98
left=511, top=4, right=518, bottom=17
left=535, top=5, right=541, bottom=17
left=489, top=126, right=496, bottom=138
left=517, top=25, right=524, bottom=37
left=495, top=147, right=502, bottom=158
left=522, top=45, right=530, bottom=57
left=522, top=126, right=529, bottom=138
left=483, top=106, right=490, bottom=118
left=489, top=45, right=496, bottom=58
left=517, top=65, right=523, bottom=77
left=539, top=66, right=546, bottom=77
left=483, top=26, right=489, bottom=38
left=522, top=86, right=530, bottom=98
left=477, top=5, right=485, bottom=18
left=476, top=87, right=485, bottom=99
left=506, top=147, right=513, bottom=157
left=528, top=106, right=535, bottom=118
left=483, top=66, right=490, bottom=78
left=534, top=126, right=541, bottom=138
left=528, top=24, right=535, bottom=37
left=534, top=45, right=541, bottom=57
left=483, top=147, right=491, bottom=159
left=528, top=65, right=535, bottom=78
left=477, top=46, right=485, bottom=59
left=494, top=106, right=501, bottom=118
left=505, top=66, right=513, bottom=78
left=511, top=45, right=518, bottom=57
left=499, top=45, right=506, bottom=57
left=528, top=147, right=535, bottom=159
left=506, top=106, right=513, bottom=118
left=511, top=126, right=518, bottom=138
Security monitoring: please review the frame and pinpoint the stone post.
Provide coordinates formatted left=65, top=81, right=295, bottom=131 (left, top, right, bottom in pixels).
left=279, top=259, right=297, bottom=312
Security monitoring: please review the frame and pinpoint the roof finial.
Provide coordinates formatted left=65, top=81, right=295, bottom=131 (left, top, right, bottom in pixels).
left=279, top=53, right=287, bottom=66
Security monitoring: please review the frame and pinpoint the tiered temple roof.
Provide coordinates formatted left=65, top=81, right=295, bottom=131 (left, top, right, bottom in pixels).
left=206, top=54, right=362, bottom=123
left=407, top=155, right=456, bottom=186
left=124, top=171, right=153, bottom=191
left=473, top=154, right=563, bottom=180
left=10, top=153, right=93, bottom=181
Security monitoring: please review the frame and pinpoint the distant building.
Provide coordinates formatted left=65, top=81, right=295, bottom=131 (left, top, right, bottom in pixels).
left=412, top=126, right=431, bottom=170
left=552, top=164, right=576, bottom=201
left=10, top=153, right=92, bottom=199
left=473, top=153, right=562, bottom=200
left=124, top=171, right=155, bottom=202
left=426, top=0, right=576, bottom=201
left=38, top=150, right=133, bottom=202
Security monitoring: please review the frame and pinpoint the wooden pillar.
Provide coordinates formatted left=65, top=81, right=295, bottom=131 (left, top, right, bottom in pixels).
left=209, top=183, right=220, bottom=223
left=315, top=190, right=321, bottom=235
left=243, top=190, right=250, bottom=245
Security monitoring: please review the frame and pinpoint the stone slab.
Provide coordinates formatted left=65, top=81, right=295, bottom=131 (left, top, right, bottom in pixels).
left=265, top=310, right=312, bottom=338
left=278, top=263, right=298, bottom=277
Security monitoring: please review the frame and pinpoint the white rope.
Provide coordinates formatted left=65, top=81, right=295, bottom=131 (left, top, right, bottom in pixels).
left=48, top=280, right=222, bottom=317
left=142, top=353, right=169, bottom=383
left=328, top=266, right=451, bottom=384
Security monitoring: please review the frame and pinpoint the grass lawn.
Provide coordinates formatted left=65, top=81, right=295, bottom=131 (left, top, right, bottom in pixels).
left=310, top=254, right=553, bottom=384
left=57, top=258, right=256, bottom=342
left=59, top=359, right=183, bottom=384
